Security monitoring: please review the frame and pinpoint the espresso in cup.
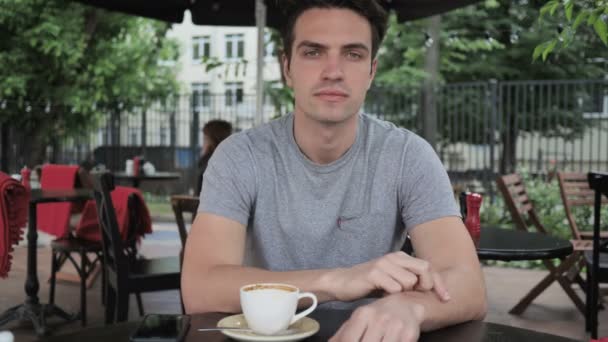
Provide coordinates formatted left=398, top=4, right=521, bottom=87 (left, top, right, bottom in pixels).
left=240, top=283, right=317, bottom=335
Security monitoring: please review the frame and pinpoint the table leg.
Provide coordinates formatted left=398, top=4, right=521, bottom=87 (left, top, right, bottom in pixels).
left=0, top=202, right=76, bottom=336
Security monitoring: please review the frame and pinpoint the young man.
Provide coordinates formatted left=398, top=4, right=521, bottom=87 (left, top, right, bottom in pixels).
left=182, top=1, right=486, bottom=340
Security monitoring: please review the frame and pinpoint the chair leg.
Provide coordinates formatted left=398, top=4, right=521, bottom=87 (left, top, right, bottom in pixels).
left=509, top=270, right=557, bottom=314
left=100, top=253, right=106, bottom=306
left=80, top=250, right=88, bottom=326
left=105, top=286, right=116, bottom=325
left=49, top=251, right=59, bottom=305
left=135, top=293, right=144, bottom=317
left=116, top=290, right=129, bottom=323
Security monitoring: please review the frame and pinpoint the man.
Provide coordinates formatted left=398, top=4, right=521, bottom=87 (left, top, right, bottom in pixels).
left=182, top=1, right=486, bottom=340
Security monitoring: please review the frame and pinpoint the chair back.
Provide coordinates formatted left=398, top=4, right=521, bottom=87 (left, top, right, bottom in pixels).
left=496, top=173, right=547, bottom=234
left=558, top=172, right=608, bottom=240
left=586, top=171, right=608, bottom=339
left=92, top=172, right=129, bottom=290
left=170, top=195, right=199, bottom=248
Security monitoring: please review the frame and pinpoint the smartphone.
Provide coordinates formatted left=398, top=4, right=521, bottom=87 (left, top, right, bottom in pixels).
left=130, top=314, right=191, bottom=342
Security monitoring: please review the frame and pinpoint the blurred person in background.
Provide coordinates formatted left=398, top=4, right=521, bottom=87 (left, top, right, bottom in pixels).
left=197, top=120, right=233, bottom=196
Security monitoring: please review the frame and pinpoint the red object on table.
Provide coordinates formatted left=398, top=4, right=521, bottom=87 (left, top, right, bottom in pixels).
left=464, top=193, right=483, bottom=247
left=133, top=156, right=141, bottom=177
left=75, top=186, right=152, bottom=242
left=20, top=166, right=31, bottom=190
left=36, top=164, right=79, bottom=237
left=0, top=172, right=29, bottom=278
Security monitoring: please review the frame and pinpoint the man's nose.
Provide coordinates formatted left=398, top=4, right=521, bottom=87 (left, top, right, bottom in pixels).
left=321, top=55, right=344, bottom=80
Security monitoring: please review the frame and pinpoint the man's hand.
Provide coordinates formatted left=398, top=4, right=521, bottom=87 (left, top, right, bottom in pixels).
left=329, top=295, right=425, bottom=342
left=326, top=251, right=451, bottom=302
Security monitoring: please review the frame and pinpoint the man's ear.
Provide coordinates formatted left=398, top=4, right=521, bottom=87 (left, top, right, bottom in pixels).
left=282, top=53, right=293, bottom=88
left=367, top=59, right=378, bottom=89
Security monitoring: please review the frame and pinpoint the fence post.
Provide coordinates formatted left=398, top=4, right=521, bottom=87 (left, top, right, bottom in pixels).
left=141, top=108, right=147, bottom=157
left=488, top=79, right=498, bottom=202
left=0, top=122, right=8, bottom=173
left=190, top=94, right=200, bottom=194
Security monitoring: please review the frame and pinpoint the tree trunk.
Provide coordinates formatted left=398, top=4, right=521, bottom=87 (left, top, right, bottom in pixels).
left=421, top=15, right=441, bottom=149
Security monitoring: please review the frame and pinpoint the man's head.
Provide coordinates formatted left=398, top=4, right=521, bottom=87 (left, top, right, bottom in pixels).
left=280, top=0, right=388, bottom=68
left=279, top=1, right=389, bottom=125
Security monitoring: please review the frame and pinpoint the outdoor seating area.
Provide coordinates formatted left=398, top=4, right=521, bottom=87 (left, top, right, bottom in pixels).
left=2, top=0, right=608, bottom=341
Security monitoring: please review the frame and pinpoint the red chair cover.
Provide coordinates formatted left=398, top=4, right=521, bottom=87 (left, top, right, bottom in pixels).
left=0, top=172, right=29, bottom=278
left=76, top=186, right=152, bottom=242
left=36, top=164, right=79, bottom=237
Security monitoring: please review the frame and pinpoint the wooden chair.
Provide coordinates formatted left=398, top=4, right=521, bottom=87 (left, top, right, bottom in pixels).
left=170, top=195, right=199, bottom=249
left=496, top=173, right=589, bottom=315
left=557, top=172, right=608, bottom=241
left=92, top=172, right=181, bottom=324
left=586, top=172, right=608, bottom=338
left=41, top=164, right=102, bottom=326
left=170, top=194, right=199, bottom=313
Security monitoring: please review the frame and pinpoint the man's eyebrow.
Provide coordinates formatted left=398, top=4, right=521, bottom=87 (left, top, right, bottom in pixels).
left=342, top=43, right=370, bottom=52
left=296, top=41, right=328, bottom=50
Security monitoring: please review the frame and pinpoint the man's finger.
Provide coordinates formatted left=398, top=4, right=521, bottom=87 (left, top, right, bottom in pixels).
left=431, top=271, right=451, bottom=301
left=381, top=260, right=418, bottom=291
left=390, top=252, right=435, bottom=291
left=372, top=269, right=404, bottom=294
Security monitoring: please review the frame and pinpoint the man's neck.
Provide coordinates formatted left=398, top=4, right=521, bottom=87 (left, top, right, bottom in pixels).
left=293, top=112, right=359, bottom=165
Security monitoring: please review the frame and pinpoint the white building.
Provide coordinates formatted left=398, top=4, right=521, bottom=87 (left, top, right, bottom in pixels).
left=166, top=12, right=283, bottom=127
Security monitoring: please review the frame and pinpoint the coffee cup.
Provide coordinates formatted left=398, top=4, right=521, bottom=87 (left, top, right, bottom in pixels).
left=240, top=283, right=317, bottom=335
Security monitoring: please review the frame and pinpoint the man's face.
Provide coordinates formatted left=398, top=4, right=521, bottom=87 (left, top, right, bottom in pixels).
left=283, top=8, right=377, bottom=125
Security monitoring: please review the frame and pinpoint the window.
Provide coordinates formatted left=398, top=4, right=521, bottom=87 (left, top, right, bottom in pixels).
left=225, top=34, right=245, bottom=61
left=225, top=82, right=244, bottom=106
left=192, top=36, right=211, bottom=62
left=159, top=126, right=168, bottom=146
left=264, top=31, right=277, bottom=59
left=192, top=83, right=211, bottom=111
left=128, top=127, right=140, bottom=145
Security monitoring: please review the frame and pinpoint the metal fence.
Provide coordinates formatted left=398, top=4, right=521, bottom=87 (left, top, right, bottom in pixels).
left=2, top=79, right=607, bottom=195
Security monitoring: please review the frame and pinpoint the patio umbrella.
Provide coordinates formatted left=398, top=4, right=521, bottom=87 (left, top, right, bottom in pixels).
left=76, top=0, right=481, bottom=27
left=75, top=0, right=481, bottom=124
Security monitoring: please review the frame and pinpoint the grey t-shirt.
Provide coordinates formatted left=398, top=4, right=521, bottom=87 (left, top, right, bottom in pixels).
left=198, top=113, right=459, bottom=307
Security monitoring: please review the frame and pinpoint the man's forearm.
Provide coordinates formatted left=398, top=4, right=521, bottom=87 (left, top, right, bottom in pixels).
left=182, top=265, right=337, bottom=314
left=392, top=265, right=487, bottom=331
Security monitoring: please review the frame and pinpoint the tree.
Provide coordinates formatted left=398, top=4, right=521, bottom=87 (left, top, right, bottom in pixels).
left=0, top=0, right=180, bottom=167
left=534, top=0, right=608, bottom=61
left=373, top=0, right=607, bottom=173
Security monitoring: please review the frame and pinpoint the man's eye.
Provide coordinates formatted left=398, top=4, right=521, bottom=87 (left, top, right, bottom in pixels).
left=304, top=50, right=320, bottom=57
left=347, top=51, right=362, bottom=59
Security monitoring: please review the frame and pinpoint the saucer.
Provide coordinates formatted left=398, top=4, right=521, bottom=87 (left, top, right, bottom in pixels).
left=217, top=314, right=320, bottom=342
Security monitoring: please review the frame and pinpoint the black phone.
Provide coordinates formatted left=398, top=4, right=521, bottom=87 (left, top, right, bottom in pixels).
left=130, top=314, right=191, bottom=342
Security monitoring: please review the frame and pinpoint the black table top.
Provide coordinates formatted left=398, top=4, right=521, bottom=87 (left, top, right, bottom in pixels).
left=114, top=172, right=181, bottom=180
left=477, top=227, right=573, bottom=261
left=44, top=310, right=578, bottom=342
left=29, top=188, right=93, bottom=204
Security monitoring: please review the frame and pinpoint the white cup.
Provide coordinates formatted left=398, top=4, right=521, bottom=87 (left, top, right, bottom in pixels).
left=240, top=283, right=317, bottom=335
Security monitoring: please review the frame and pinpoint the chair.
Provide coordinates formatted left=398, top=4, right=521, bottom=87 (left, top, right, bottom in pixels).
left=557, top=172, right=608, bottom=241
left=586, top=172, right=608, bottom=338
left=39, top=164, right=103, bottom=326
left=170, top=195, right=199, bottom=249
left=170, top=194, right=199, bottom=313
left=92, top=172, right=181, bottom=324
left=496, top=173, right=589, bottom=314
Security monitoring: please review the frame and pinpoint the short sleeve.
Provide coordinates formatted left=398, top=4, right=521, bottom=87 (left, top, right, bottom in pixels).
left=400, top=136, right=460, bottom=232
left=198, top=134, right=257, bottom=226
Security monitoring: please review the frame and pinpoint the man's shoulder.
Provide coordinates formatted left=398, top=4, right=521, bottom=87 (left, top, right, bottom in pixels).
left=360, top=113, right=427, bottom=149
left=217, top=115, right=289, bottom=155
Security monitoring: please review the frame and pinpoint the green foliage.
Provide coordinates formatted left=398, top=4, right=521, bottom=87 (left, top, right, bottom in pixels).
left=0, top=0, right=180, bottom=164
left=535, top=0, right=608, bottom=61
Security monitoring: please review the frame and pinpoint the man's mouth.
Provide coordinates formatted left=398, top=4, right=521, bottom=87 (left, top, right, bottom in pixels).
left=314, top=89, right=349, bottom=102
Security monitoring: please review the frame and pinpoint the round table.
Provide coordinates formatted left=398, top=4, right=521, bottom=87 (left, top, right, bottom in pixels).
left=43, top=310, right=579, bottom=342
left=477, top=227, right=573, bottom=261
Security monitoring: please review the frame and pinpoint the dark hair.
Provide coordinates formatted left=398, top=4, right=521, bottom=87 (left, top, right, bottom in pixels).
left=202, top=119, right=232, bottom=155
left=279, top=0, right=388, bottom=65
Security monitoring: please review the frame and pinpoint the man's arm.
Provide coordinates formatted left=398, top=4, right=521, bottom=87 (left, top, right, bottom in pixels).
left=181, top=213, right=452, bottom=314
left=330, top=216, right=486, bottom=341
